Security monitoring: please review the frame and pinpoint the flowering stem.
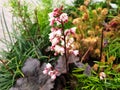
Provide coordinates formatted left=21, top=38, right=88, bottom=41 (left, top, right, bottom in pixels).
left=61, top=22, right=68, bottom=72
left=81, top=47, right=91, bottom=63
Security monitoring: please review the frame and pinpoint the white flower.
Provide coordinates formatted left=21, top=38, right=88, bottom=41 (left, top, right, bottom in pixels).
left=60, top=13, right=68, bottom=23
left=110, top=3, right=118, bottom=9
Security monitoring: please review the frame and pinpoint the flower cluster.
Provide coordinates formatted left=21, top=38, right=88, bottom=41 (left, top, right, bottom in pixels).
left=48, top=6, right=79, bottom=56
left=48, top=6, right=68, bottom=26
left=43, top=63, right=59, bottom=80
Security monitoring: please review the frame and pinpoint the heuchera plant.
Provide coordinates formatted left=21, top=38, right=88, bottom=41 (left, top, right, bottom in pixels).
left=43, top=6, right=79, bottom=80
left=48, top=6, right=79, bottom=56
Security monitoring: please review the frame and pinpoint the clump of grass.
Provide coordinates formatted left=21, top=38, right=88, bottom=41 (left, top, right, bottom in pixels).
left=0, top=0, right=53, bottom=89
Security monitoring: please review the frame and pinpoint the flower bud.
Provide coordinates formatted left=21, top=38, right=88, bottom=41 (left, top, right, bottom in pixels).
left=51, top=75, right=56, bottom=80
left=46, top=63, right=52, bottom=69
left=43, top=70, right=48, bottom=74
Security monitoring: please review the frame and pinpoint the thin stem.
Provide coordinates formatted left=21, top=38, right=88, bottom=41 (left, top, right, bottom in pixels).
left=61, top=22, right=68, bottom=72
left=81, top=47, right=91, bottom=63
left=0, top=59, right=14, bottom=75
left=100, top=28, right=104, bottom=61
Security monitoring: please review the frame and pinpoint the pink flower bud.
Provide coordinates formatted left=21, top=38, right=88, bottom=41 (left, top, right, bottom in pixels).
left=54, top=45, right=65, bottom=55
left=60, top=13, right=68, bottom=23
left=46, top=63, right=52, bottom=69
left=51, top=74, right=56, bottom=80
left=43, top=70, right=48, bottom=74
left=48, top=71, right=54, bottom=76
left=51, top=37, right=60, bottom=46
left=70, top=27, right=76, bottom=34
left=49, top=17, right=55, bottom=26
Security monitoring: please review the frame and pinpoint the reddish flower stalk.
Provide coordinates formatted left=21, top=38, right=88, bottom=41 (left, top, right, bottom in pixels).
left=61, top=21, right=68, bottom=72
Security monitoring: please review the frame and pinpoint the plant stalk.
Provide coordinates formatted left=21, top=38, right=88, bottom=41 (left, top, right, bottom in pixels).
left=100, top=28, right=104, bottom=61
left=61, top=22, right=68, bottom=72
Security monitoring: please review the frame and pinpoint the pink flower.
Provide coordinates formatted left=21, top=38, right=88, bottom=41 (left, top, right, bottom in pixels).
left=51, top=37, right=60, bottom=46
left=64, top=27, right=76, bottom=35
left=51, top=74, right=56, bottom=80
left=60, top=13, right=68, bottom=23
left=54, top=45, right=65, bottom=55
left=49, top=17, right=55, bottom=26
left=55, top=29, right=62, bottom=36
left=50, top=46, right=55, bottom=51
left=48, top=70, right=59, bottom=80
left=43, top=63, right=52, bottom=74
left=43, top=69, right=48, bottom=74
left=43, top=63, right=60, bottom=80
left=53, top=8, right=60, bottom=16
left=48, top=7, right=79, bottom=56
left=55, top=17, right=61, bottom=25
left=49, top=29, right=62, bottom=41
left=48, top=71, right=54, bottom=76
left=70, top=27, right=76, bottom=34
left=72, top=50, right=79, bottom=56
left=48, top=12, right=54, bottom=18
left=46, top=63, right=52, bottom=69
left=49, top=32, right=55, bottom=40
left=64, top=29, right=70, bottom=35
left=51, top=27, right=56, bottom=32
